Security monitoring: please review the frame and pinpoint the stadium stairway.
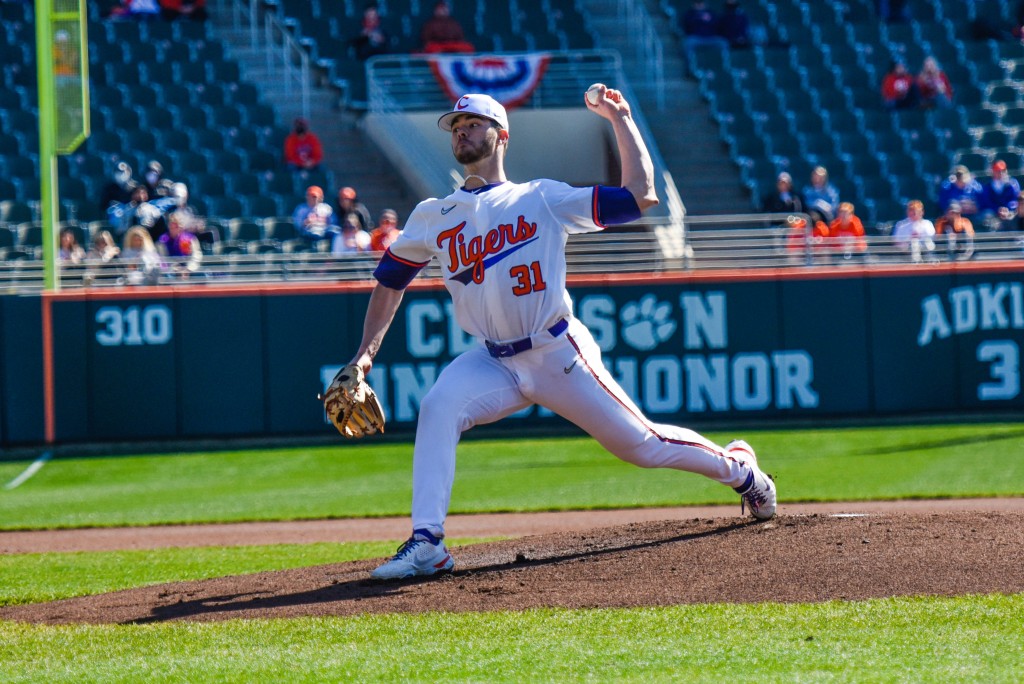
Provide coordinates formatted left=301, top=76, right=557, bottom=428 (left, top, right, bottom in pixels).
left=207, top=10, right=419, bottom=223
left=584, top=0, right=750, bottom=215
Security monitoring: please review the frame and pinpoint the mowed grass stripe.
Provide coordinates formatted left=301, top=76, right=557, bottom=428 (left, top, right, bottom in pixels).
left=0, top=423, right=1022, bottom=530
left=1, top=595, right=1021, bottom=683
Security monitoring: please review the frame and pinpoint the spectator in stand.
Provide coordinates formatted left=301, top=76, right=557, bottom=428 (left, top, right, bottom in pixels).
left=159, top=0, right=207, bottom=21
left=292, top=185, right=336, bottom=248
left=334, top=185, right=373, bottom=232
left=718, top=0, right=751, bottom=49
left=892, top=199, right=936, bottom=263
left=785, top=214, right=829, bottom=258
left=980, top=159, right=1021, bottom=231
left=681, top=0, right=727, bottom=50
left=350, top=3, right=391, bottom=61
left=369, top=208, right=401, bottom=251
left=87, top=230, right=121, bottom=263
left=59, top=227, right=86, bottom=263
left=1013, top=190, right=1024, bottom=230
left=938, top=165, right=983, bottom=217
left=882, top=60, right=919, bottom=110
left=802, top=165, right=840, bottom=225
left=121, top=225, right=163, bottom=285
left=332, top=214, right=373, bottom=254
left=876, top=0, right=910, bottom=23
left=158, top=211, right=203, bottom=276
left=762, top=171, right=803, bottom=214
left=420, top=0, right=474, bottom=53
left=108, top=185, right=165, bottom=239
left=828, top=202, right=868, bottom=258
left=916, top=56, right=953, bottom=109
left=108, top=0, right=160, bottom=19
left=98, top=161, right=136, bottom=215
left=283, top=117, right=323, bottom=172
left=142, top=160, right=171, bottom=199
left=934, top=201, right=975, bottom=260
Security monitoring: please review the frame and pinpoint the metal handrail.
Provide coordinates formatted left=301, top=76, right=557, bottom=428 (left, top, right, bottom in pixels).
left=3, top=220, right=1020, bottom=291
left=617, top=0, right=665, bottom=110
left=222, top=0, right=310, bottom=120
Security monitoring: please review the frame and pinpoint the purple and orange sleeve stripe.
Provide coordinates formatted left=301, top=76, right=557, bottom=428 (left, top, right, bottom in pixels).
left=595, top=185, right=642, bottom=227
left=374, top=248, right=429, bottom=290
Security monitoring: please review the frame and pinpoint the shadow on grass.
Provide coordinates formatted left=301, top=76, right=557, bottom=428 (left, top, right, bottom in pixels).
left=854, top=429, right=1024, bottom=457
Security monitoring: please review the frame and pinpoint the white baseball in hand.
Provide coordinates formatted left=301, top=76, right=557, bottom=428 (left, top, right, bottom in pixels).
left=586, top=83, right=605, bottom=106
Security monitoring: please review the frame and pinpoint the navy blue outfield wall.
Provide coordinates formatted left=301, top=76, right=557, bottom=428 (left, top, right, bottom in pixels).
left=1, top=263, right=1022, bottom=448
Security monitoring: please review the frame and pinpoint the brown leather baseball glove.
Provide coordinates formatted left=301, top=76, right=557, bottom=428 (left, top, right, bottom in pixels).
left=320, top=364, right=385, bottom=438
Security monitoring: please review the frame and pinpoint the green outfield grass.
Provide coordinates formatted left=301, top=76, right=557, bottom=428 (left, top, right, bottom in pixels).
left=0, top=423, right=1022, bottom=530
left=2, top=423, right=1022, bottom=681
left=1, top=595, right=1021, bottom=683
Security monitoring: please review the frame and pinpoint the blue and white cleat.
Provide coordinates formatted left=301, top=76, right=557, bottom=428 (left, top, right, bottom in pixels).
left=370, top=530, right=455, bottom=580
left=726, top=439, right=777, bottom=520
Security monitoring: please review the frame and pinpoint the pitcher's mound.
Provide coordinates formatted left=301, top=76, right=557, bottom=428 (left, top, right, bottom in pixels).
left=3, top=512, right=1022, bottom=625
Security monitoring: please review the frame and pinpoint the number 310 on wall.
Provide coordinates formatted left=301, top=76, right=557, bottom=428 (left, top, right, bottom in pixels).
left=95, top=305, right=173, bottom=346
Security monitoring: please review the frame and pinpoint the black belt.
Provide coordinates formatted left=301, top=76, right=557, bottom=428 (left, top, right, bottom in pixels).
left=485, top=319, right=569, bottom=358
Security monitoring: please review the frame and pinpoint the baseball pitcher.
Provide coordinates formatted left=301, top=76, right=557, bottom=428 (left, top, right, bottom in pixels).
left=332, top=87, right=776, bottom=580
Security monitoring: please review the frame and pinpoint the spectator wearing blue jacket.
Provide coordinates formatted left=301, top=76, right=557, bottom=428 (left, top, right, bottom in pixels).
left=802, top=166, right=841, bottom=224
left=980, top=159, right=1021, bottom=230
left=937, top=165, right=983, bottom=218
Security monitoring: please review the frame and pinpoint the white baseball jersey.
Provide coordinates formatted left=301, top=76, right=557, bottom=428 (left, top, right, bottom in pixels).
left=381, top=180, right=601, bottom=343
left=372, top=180, right=756, bottom=538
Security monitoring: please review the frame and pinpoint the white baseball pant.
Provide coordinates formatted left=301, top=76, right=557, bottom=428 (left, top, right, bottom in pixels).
left=411, top=316, right=749, bottom=537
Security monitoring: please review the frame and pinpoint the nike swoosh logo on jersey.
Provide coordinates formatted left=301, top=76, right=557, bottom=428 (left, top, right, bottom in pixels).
left=564, top=359, right=578, bottom=374
left=441, top=205, right=456, bottom=215
left=450, top=238, right=538, bottom=284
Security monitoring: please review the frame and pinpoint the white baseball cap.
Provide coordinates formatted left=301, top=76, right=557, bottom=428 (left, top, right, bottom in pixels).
left=437, top=94, right=509, bottom=132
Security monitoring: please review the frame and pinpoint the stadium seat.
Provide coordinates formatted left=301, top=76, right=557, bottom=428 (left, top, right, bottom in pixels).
left=189, top=173, right=226, bottom=198
left=263, top=216, right=298, bottom=242
left=243, top=195, right=280, bottom=219
left=207, top=196, right=245, bottom=219
left=242, top=149, right=278, bottom=174
left=225, top=172, right=261, bottom=196
left=0, top=178, right=18, bottom=202
left=0, top=200, right=33, bottom=224
left=227, top=218, right=264, bottom=242
left=17, top=221, right=43, bottom=249
left=206, top=150, right=243, bottom=174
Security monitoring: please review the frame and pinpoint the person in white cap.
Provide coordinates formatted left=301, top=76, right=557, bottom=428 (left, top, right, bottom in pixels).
left=344, top=89, right=777, bottom=580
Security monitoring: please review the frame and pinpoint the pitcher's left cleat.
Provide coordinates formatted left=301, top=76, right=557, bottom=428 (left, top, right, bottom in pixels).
left=726, top=439, right=777, bottom=520
left=370, top=530, right=455, bottom=580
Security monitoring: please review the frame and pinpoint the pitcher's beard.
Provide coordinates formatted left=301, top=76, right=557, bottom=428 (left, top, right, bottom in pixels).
left=454, top=137, right=497, bottom=165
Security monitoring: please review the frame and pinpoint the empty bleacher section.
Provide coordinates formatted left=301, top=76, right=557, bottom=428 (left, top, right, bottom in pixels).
left=666, top=0, right=1024, bottom=228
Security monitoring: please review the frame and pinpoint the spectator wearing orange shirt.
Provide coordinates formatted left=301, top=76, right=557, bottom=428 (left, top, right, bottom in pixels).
left=934, top=201, right=975, bottom=260
left=284, top=118, right=323, bottom=171
left=369, top=209, right=402, bottom=251
left=828, top=202, right=867, bottom=258
left=420, top=0, right=474, bottom=53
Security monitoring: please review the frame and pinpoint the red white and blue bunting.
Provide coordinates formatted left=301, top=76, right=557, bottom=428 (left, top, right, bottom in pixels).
left=429, top=54, right=551, bottom=108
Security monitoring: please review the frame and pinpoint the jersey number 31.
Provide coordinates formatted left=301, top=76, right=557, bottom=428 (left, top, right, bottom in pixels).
left=510, top=261, right=547, bottom=296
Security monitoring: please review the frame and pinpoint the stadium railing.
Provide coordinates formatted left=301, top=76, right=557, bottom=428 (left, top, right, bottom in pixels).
left=3, top=215, right=1020, bottom=291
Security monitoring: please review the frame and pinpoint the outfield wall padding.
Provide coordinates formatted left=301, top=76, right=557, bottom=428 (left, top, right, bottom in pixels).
left=1, top=264, right=1021, bottom=447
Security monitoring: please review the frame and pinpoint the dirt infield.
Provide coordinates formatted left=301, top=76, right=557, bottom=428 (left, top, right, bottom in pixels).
left=2, top=500, right=1022, bottom=625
